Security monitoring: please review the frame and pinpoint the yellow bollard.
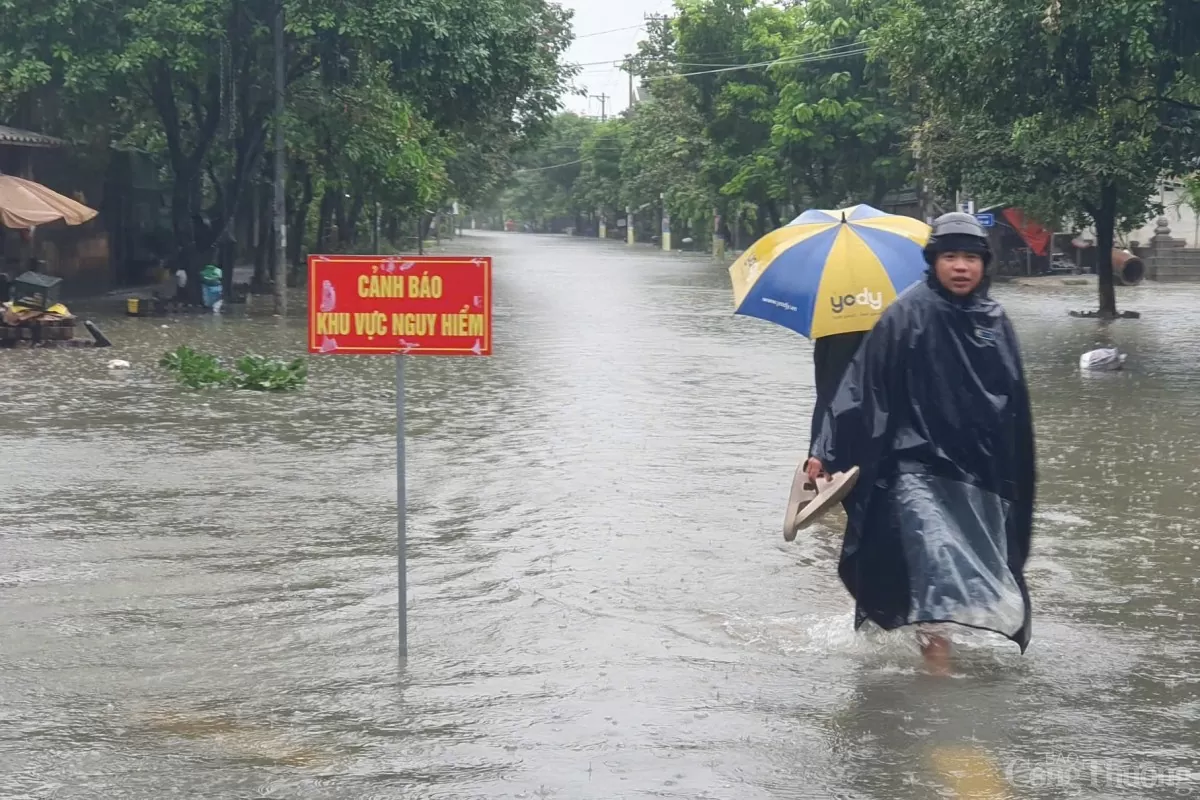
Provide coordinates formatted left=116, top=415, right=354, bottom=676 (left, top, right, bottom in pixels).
left=930, top=746, right=1010, bottom=799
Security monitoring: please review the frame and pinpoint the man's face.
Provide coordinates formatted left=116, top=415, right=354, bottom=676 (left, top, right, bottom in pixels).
left=934, top=251, right=985, bottom=296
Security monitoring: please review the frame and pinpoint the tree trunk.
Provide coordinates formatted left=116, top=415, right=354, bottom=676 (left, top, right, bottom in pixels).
left=343, top=192, right=365, bottom=247
left=871, top=174, right=889, bottom=209
left=169, top=182, right=197, bottom=302
left=215, top=124, right=269, bottom=298
left=333, top=189, right=347, bottom=245
left=254, top=184, right=270, bottom=290
left=234, top=183, right=257, bottom=288
left=755, top=203, right=770, bottom=238
left=148, top=63, right=224, bottom=302
left=767, top=201, right=782, bottom=231
left=288, top=164, right=313, bottom=273
left=316, top=187, right=335, bottom=252
left=1095, top=181, right=1119, bottom=318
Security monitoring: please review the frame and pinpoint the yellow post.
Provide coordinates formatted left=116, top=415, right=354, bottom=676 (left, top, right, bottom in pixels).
left=930, top=746, right=1009, bottom=799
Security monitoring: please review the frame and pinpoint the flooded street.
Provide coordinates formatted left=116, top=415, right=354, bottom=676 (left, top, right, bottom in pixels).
left=3, top=231, right=1200, bottom=799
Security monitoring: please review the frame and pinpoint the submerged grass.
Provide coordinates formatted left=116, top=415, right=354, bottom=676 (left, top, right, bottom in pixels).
left=160, top=345, right=307, bottom=391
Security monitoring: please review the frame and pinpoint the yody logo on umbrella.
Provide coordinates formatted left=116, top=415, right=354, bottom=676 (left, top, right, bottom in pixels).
left=830, top=288, right=883, bottom=315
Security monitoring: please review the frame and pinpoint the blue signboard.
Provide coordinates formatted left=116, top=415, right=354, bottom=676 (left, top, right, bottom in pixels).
left=975, top=212, right=995, bottom=228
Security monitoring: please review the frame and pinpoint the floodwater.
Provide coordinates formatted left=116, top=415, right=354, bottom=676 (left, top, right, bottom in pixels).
left=3, top=232, right=1200, bottom=799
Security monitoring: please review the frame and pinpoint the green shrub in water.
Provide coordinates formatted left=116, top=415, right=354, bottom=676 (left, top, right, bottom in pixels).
left=229, top=353, right=308, bottom=391
left=159, top=346, right=231, bottom=389
left=160, top=346, right=307, bottom=391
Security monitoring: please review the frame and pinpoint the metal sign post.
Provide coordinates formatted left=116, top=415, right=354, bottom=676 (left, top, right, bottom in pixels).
left=308, top=254, right=493, bottom=661
left=396, top=354, right=407, bottom=659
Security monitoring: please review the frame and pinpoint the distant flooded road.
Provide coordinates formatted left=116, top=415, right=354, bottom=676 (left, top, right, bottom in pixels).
left=3, top=232, right=1199, bottom=798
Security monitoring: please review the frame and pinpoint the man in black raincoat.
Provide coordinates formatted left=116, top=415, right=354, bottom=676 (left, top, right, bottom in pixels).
left=807, top=212, right=1036, bottom=671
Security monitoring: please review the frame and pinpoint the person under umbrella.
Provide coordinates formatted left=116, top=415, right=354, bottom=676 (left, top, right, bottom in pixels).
left=785, top=329, right=868, bottom=531
left=726, top=206, right=932, bottom=540
left=805, top=212, right=1037, bottom=673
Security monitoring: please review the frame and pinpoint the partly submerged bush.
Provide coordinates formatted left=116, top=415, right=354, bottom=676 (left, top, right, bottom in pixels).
left=228, top=353, right=308, bottom=391
left=159, top=346, right=231, bottom=389
left=160, top=346, right=307, bottom=391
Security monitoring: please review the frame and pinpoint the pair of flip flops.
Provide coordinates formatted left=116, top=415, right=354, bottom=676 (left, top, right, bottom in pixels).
left=783, top=463, right=860, bottom=542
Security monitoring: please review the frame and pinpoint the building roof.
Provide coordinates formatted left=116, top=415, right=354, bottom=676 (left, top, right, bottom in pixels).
left=0, top=124, right=67, bottom=148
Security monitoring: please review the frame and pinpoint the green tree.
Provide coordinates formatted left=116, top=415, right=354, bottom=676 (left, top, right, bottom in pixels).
left=673, top=0, right=792, bottom=235
left=0, top=0, right=575, bottom=289
left=770, top=0, right=914, bottom=209
left=499, top=112, right=598, bottom=231
left=573, top=120, right=627, bottom=231
left=880, top=0, right=1200, bottom=316
left=621, top=82, right=712, bottom=245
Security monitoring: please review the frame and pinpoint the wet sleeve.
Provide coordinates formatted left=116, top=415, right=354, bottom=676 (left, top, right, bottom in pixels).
left=811, top=308, right=902, bottom=474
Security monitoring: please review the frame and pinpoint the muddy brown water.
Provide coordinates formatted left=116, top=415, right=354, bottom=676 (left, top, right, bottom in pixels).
left=3, top=233, right=1199, bottom=798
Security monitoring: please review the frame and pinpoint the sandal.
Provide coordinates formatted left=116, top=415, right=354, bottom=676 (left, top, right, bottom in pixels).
left=792, top=466, right=860, bottom=534
left=783, top=460, right=821, bottom=541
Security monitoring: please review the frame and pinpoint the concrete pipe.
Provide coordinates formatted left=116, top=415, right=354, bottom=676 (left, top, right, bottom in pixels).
left=1112, top=249, right=1145, bottom=286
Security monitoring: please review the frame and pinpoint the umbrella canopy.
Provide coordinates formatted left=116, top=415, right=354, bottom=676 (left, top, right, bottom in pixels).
left=0, top=174, right=98, bottom=229
left=728, top=204, right=931, bottom=339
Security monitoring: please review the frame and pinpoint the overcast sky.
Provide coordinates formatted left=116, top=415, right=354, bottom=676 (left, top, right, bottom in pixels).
left=558, top=0, right=675, bottom=117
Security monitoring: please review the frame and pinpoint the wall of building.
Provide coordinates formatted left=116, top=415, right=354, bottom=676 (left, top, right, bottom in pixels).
left=1125, top=187, right=1199, bottom=248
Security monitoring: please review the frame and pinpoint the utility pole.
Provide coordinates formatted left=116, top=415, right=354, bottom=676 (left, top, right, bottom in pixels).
left=623, top=58, right=636, bottom=110
left=272, top=0, right=287, bottom=316
left=589, top=93, right=609, bottom=122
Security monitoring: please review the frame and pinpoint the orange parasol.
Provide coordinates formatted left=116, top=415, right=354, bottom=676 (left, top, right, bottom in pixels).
left=0, top=174, right=98, bottom=228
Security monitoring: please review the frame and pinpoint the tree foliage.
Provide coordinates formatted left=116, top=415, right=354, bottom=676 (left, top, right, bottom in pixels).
left=486, top=0, right=920, bottom=246
left=0, top=0, right=575, bottom=289
left=17, top=0, right=1193, bottom=312
left=879, top=0, right=1200, bottom=314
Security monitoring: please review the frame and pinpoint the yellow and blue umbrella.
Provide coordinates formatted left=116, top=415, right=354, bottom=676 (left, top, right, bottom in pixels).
left=728, top=204, right=931, bottom=338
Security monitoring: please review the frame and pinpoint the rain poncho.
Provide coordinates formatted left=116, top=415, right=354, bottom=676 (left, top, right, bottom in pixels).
left=200, top=264, right=223, bottom=286
left=812, top=272, right=1036, bottom=651
left=200, top=265, right=223, bottom=308
left=809, top=331, right=867, bottom=455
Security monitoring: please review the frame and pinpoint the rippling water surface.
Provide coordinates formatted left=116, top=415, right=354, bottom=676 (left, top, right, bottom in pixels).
left=3, top=232, right=1199, bottom=799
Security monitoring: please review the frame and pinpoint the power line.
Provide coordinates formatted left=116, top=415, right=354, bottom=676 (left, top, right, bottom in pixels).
left=618, top=39, right=881, bottom=65
left=575, top=59, right=798, bottom=73
left=569, top=40, right=873, bottom=71
left=574, top=24, right=645, bottom=39
left=512, top=158, right=587, bottom=173
left=644, top=45, right=869, bottom=81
